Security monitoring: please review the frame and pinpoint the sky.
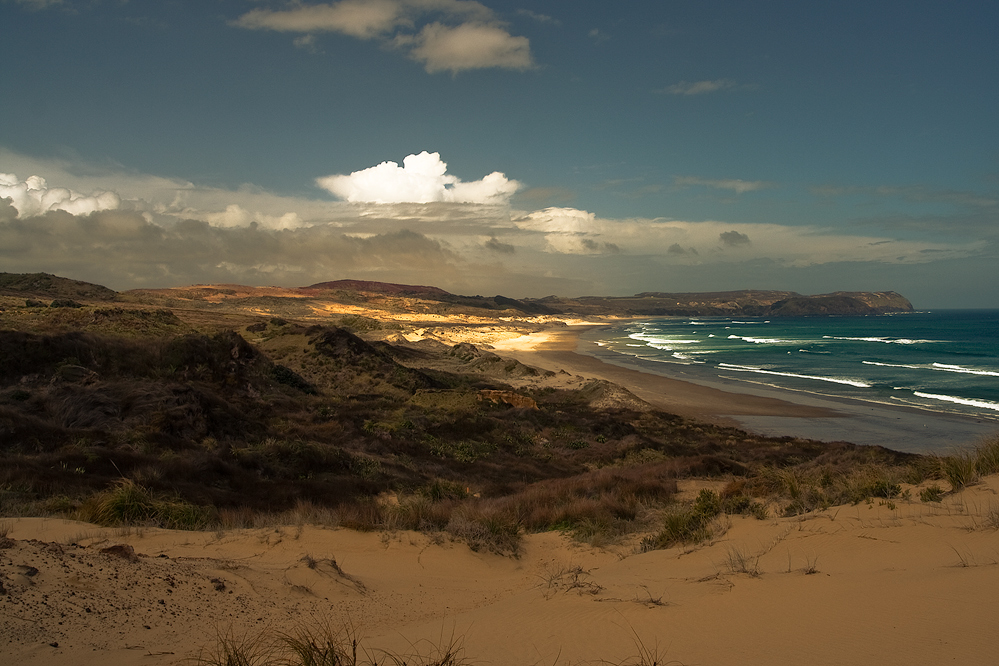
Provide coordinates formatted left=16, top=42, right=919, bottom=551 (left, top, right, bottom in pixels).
left=1, top=1, right=998, bottom=307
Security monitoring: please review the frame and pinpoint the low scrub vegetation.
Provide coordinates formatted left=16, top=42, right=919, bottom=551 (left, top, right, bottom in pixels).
left=0, top=307, right=979, bottom=554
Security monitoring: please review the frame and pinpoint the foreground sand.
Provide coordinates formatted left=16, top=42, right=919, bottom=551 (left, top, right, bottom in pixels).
left=3, top=476, right=998, bottom=665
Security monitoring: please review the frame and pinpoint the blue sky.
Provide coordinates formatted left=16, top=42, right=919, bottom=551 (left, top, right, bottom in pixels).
left=1, top=0, right=997, bottom=306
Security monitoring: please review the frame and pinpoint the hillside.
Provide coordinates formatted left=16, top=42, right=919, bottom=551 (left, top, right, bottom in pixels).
left=0, top=271, right=937, bottom=559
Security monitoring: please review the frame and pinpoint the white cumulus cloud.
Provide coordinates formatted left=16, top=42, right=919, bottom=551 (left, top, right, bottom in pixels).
left=316, top=151, right=520, bottom=204
left=200, top=204, right=305, bottom=230
left=0, top=173, right=120, bottom=218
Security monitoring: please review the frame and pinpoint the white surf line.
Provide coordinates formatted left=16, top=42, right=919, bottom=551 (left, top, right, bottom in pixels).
left=863, top=361, right=999, bottom=377
left=913, top=392, right=999, bottom=412
left=718, top=363, right=872, bottom=387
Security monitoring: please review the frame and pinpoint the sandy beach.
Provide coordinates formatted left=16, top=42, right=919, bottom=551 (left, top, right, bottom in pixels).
left=489, top=325, right=999, bottom=454
left=3, top=473, right=999, bottom=666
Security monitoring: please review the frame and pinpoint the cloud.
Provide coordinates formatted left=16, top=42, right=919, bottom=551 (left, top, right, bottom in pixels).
left=667, top=243, right=697, bottom=256
left=233, top=0, right=533, bottom=73
left=2, top=151, right=989, bottom=300
left=516, top=9, right=558, bottom=25
left=513, top=186, right=575, bottom=207
left=401, top=22, right=533, bottom=73
left=719, top=230, right=751, bottom=247
left=811, top=183, right=999, bottom=209
left=658, top=79, right=737, bottom=95
left=202, top=204, right=305, bottom=231
left=484, top=237, right=514, bottom=253
left=674, top=176, right=776, bottom=194
left=0, top=173, right=120, bottom=217
left=0, top=207, right=462, bottom=289
left=9, top=0, right=65, bottom=9
left=588, top=28, right=610, bottom=44
left=234, top=0, right=407, bottom=38
left=512, top=207, right=623, bottom=255
left=316, top=151, right=520, bottom=204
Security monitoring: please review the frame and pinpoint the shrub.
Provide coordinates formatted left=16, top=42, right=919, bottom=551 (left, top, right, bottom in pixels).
left=419, top=479, right=469, bottom=502
left=919, top=485, right=944, bottom=503
left=641, top=489, right=722, bottom=551
left=78, top=479, right=215, bottom=530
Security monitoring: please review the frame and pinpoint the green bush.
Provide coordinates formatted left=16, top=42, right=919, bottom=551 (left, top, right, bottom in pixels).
left=79, top=479, right=215, bottom=530
left=641, top=489, right=722, bottom=551
left=919, top=485, right=944, bottom=502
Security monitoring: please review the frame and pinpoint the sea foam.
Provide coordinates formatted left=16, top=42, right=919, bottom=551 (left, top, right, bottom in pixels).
left=913, top=392, right=999, bottom=412
left=718, top=363, right=872, bottom=387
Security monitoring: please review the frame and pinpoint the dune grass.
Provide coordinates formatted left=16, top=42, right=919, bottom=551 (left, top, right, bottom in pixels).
left=941, top=435, right=999, bottom=490
left=194, top=617, right=470, bottom=666
left=77, top=479, right=216, bottom=530
left=193, top=616, right=682, bottom=666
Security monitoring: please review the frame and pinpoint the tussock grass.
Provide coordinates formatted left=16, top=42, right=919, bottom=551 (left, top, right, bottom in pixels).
left=193, top=617, right=687, bottom=666
left=938, top=435, right=999, bottom=491
left=724, top=546, right=761, bottom=577
left=973, top=435, right=999, bottom=476
left=941, top=453, right=978, bottom=490
left=194, top=625, right=279, bottom=666
left=641, top=489, right=722, bottom=551
left=747, top=462, right=915, bottom=516
left=193, top=617, right=471, bottom=666
left=77, top=479, right=215, bottom=530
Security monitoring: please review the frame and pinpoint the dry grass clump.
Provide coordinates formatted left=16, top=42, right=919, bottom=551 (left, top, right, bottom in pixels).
left=194, top=617, right=470, bottom=666
left=941, top=435, right=999, bottom=490
left=382, top=464, right=679, bottom=554
left=746, top=462, right=913, bottom=516
left=195, top=625, right=279, bottom=666
left=724, top=545, right=761, bottom=577
left=641, top=489, right=722, bottom=551
left=77, top=479, right=216, bottom=530
left=194, top=617, right=684, bottom=666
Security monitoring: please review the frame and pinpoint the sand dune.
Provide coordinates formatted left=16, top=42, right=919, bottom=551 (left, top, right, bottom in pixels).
left=3, top=474, right=998, bottom=665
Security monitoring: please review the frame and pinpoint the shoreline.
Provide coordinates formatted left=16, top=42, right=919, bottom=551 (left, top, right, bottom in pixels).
left=489, top=324, right=999, bottom=453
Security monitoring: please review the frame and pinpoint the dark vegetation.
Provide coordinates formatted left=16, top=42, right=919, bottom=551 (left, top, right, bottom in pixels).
left=0, top=273, right=980, bottom=557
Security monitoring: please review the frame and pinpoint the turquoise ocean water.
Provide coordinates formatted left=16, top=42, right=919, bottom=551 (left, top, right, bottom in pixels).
left=581, top=310, right=999, bottom=424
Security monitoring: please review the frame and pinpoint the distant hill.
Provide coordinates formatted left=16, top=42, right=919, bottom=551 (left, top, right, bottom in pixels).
left=0, top=272, right=117, bottom=301
left=0, top=272, right=913, bottom=318
left=532, top=290, right=913, bottom=317
left=302, top=280, right=452, bottom=298
left=301, top=280, right=560, bottom=316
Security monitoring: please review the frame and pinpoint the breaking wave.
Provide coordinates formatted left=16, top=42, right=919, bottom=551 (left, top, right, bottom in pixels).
left=718, top=363, right=872, bottom=388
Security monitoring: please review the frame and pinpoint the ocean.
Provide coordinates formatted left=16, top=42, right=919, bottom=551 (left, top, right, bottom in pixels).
left=580, top=310, right=999, bottom=446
